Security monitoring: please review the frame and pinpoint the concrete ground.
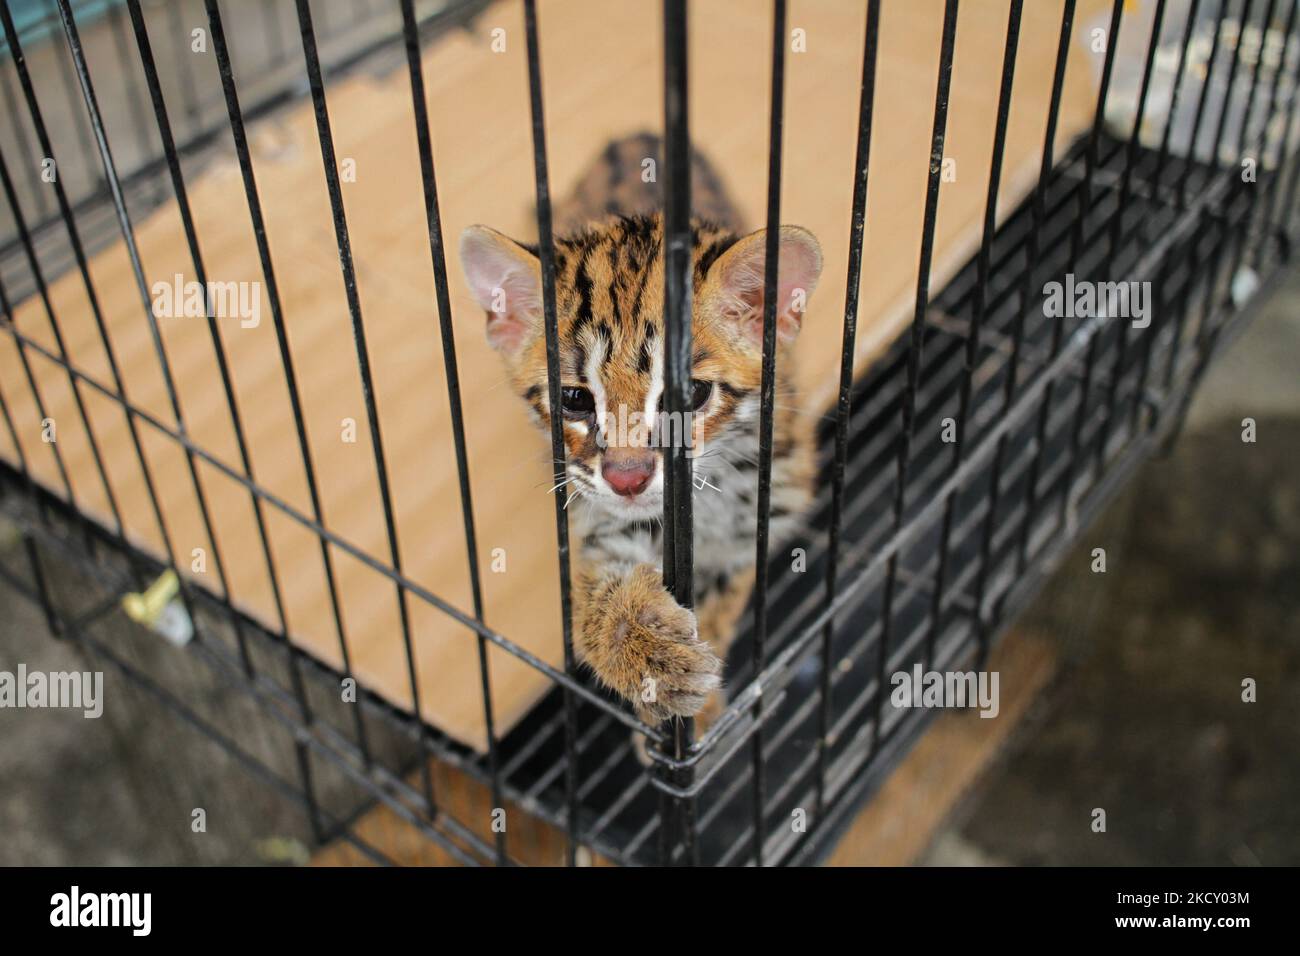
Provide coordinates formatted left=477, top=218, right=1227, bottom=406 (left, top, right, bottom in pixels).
left=921, top=267, right=1300, bottom=866
left=0, top=537, right=312, bottom=866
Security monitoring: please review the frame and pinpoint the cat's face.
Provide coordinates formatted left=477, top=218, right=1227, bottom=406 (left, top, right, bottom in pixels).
left=460, top=215, right=821, bottom=521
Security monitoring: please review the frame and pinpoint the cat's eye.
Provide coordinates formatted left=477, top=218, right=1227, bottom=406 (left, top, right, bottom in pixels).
left=560, top=386, right=596, bottom=420
left=658, top=380, right=713, bottom=413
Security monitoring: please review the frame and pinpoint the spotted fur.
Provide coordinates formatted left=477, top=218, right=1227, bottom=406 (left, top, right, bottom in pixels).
left=460, top=134, right=822, bottom=733
left=551, top=131, right=744, bottom=235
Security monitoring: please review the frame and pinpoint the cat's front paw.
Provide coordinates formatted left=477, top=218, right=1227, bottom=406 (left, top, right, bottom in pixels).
left=588, top=566, right=722, bottom=723
left=631, top=599, right=722, bottom=724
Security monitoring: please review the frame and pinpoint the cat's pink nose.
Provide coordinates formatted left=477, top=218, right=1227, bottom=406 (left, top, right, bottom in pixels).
left=602, top=453, right=655, bottom=497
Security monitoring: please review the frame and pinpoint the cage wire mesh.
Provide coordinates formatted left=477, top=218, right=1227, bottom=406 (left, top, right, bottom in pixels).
left=0, top=0, right=1297, bottom=866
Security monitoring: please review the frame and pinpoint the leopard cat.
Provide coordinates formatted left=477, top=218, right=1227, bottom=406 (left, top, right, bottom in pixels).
left=459, top=132, right=822, bottom=737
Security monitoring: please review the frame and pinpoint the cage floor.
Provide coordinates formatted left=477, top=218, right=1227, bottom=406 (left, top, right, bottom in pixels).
left=0, top=0, right=1106, bottom=751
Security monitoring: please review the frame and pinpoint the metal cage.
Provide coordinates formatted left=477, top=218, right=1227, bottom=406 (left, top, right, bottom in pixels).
left=1, top=0, right=1297, bottom=866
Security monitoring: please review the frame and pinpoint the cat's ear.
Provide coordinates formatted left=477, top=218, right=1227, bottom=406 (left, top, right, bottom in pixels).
left=704, top=226, right=822, bottom=346
left=459, top=225, right=542, bottom=356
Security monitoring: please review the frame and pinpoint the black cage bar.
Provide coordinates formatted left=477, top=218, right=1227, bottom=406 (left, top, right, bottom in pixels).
left=1, top=0, right=1298, bottom=866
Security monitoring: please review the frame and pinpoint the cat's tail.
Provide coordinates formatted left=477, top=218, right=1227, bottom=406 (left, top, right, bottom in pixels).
left=550, top=130, right=745, bottom=236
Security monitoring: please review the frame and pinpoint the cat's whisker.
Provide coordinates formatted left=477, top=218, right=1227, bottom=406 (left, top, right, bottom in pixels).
left=545, top=475, right=575, bottom=495
left=713, top=458, right=747, bottom=480
left=531, top=466, right=572, bottom=489
left=484, top=375, right=518, bottom=394
left=698, top=445, right=759, bottom=469
left=695, top=457, right=743, bottom=486
left=507, top=448, right=577, bottom=479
